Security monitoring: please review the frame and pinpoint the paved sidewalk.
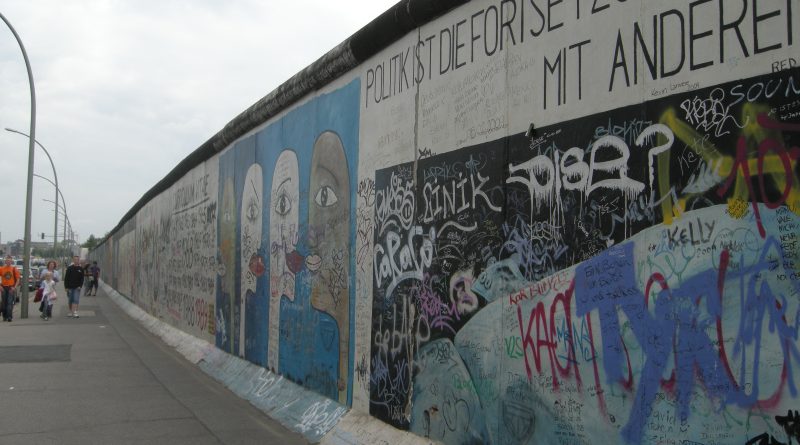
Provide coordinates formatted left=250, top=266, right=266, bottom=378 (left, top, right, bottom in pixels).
left=0, top=283, right=310, bottom=445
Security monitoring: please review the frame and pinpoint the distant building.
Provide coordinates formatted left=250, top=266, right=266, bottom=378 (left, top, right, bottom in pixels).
left=6, top=239, right=56, bottom=257
left=8, top=239, right=24, bottom=256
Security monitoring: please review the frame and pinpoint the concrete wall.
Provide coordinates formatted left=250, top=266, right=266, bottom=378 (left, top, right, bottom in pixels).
left=93, top=1, right=800, bottom=443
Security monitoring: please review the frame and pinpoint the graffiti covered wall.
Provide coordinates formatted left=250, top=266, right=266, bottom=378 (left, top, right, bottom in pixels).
left=94, top=0, right=800, bottom=443
left=366, top=71, right=800, bottom=444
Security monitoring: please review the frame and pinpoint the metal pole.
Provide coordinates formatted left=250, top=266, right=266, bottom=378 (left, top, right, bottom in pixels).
left=33, top=174, right=68, bottom=223
left=46, top=203, right=70, bottom=261
left=0, top=12, right=36, bottom=318
left=63, top=216, right=67, bottom=255
left=43, top=199, right=66, bottom=212
left=8, top=130, right=58, bottom=259
left=63, top=216, right=70, bottom=264
left=33, top=175, right=67, bottom=208
left=33, top=173, right=68, bottom=260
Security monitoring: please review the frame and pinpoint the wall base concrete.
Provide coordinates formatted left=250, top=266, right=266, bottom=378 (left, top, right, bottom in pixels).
left=321, top=411, right=440, bottom=445
left=102, top=282, right=437, bottom=444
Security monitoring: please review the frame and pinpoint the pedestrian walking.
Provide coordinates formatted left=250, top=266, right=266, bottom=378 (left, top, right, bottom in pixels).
left=0, top=255, right=21, bottom=322
left=88, top=261, right=100, bottom=296
left=64, top=255, right=84, bottom=318
left=83, top=261, right=92, bottom=294
left=40, top=271, right=57, bottom=321
left=38, top=260, right=60, bottom=286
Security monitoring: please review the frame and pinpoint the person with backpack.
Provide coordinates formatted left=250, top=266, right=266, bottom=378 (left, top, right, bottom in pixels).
left=0, top=255, right=21, bottom=322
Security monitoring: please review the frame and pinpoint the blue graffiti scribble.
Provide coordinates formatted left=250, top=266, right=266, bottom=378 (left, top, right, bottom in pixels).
left=575, top=237, right=800, bottom=444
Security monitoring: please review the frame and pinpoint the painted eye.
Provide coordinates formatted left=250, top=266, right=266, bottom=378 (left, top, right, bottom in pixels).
left=314, top=185, right=338, bottom=207
left=275, top=192, right=291, bottom=216
left=246, top=197, right=259, bottom=222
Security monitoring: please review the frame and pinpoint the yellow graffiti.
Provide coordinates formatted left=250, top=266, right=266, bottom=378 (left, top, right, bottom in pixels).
left=208, top=303, right=216, bottom=335
left=726, top=198, right=750, bottom=219
left=657, top=103, right=800, bottom=226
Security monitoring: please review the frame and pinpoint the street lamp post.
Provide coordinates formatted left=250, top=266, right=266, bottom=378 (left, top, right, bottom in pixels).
left=43, top=198, right=69, bottom=251
left=33, top=173, right=66, bottom=205
left=1, top=12, right=37, bottom=318
left=43, top=198, right=69, bottom=234
left=9, top=130, right=59, bottom=260
left=34, top=173, right=68, bottom=256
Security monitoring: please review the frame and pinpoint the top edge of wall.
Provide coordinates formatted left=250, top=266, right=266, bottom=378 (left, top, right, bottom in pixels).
left=96, top=0, right=469, bottom=249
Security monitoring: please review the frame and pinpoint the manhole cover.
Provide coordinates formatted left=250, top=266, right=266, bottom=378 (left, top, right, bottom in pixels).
left=0, top=345, right=71, bottom=363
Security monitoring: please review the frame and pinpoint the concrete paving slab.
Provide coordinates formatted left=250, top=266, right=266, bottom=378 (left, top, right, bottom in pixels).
left=0, top=418, right=218, bottom=445
left=0, top=282, right=309, bottom=445
left=0, top=345, right=71, bottom=363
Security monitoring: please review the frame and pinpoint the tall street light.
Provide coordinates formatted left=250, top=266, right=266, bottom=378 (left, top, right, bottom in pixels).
left=33, top=173, right=66, bottom=205
left=36, top=174, right=72, bottom=271
left=1, top=12, right=37, bottom=318
left=42, top=199, right=69, bottom=232
left=34, top=173, right=69, bottom=256
left=43, top=198, right=71, bottom=260
left=9, top=130, right=59, bottom=258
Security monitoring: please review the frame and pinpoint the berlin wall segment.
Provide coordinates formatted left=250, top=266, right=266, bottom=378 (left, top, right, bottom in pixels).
left=91, top=0, right=799, bottom=444
left=369, top=69, right=800, bottom=444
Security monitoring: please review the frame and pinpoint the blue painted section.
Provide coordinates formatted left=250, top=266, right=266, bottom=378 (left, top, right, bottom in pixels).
left=245, top=80, right=360, bottom=402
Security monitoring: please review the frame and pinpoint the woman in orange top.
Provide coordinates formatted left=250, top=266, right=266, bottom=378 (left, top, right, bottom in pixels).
left=0, top=255, right=21, bottom=322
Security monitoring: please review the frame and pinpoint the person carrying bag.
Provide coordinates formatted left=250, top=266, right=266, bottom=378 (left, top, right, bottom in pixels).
left=40, top=272, right=57, bottom=321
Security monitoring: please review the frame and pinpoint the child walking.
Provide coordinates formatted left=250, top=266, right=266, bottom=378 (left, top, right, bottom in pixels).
left=41, top=272, right=57, bottom=321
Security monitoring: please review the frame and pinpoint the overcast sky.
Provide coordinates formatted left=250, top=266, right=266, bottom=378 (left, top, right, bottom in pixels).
left=0, top=0, right=398, bottom=247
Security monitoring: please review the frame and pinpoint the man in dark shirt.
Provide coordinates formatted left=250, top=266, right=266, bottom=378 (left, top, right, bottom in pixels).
left=64, top=256, right=84, bottom=318
left=88, top=261, right=100, bottom=296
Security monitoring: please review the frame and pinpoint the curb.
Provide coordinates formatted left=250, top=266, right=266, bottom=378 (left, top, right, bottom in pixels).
left=100, top=282, right=438, bottom=445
